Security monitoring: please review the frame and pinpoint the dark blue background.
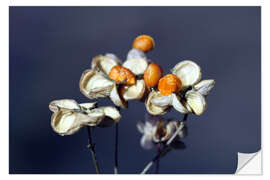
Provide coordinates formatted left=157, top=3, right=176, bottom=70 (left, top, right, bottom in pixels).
left=9, top=7, right=261, bottom=174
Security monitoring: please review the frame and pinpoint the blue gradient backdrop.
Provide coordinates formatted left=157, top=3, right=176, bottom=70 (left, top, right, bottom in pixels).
left=9, top=7, right=261, bottom=174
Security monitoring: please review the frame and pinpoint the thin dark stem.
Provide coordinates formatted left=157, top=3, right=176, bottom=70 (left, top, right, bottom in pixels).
left=140, top=114, right=189, bottom=174
left=155, top=143, right=161, bottom=174
left=114, top=123, right=119, bottom=174
left=86, top=126, right=101, bottom=174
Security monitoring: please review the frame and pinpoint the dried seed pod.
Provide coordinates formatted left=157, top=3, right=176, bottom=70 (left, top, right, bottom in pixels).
left=49, top=99, right=80, bottom=112
left=108, top=65, right=136, bottom=85
left=185, top=90, right=207, bottom=115
left=158, top=74, right=182, bottom=96
left=144, top=62, right=163, bottom=88
left=91, top=54, right=121, bottom=75
left=121, top=79, right=146, bottom=101
left=49, top=99, right=121, bottom=135
left=171, top=93, right=189, bottom=114
left=109, top=84, right=128, bottom=108
left=145, top=90, right=169, bottom=115
left=127, top=48, right=146, bottom=60
left=194, top=79, right=215, bottom=96
left=132, top=35, right=155, bottom=52
left=79, top=69, right=114, bottom=99
left=171, top=60, right=201, bottom=88
left=123, top=50, right=148, bottom=75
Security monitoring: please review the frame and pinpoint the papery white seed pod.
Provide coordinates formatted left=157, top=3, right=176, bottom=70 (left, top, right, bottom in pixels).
left=109, top=84, right=128, bottom=108
left=194, top=79, right=215, bottom=96
left=140, top=134, right=154, bottom=150
left=171, top=60, right=202, bottom=88
left=151, top=94, right=173, bottom=107
left=171, top=93, right=189, bottom=114
left=145, top=90, right=169, bottom=115
left=127, top=48, right=146, bottom=60
left=49, top=100, right=121, bottom=135
left=49, top=99, right=80, bottom=112
left=123, top=49, right=148, bottom=75
left=121, top=79, right=146, bottom=101
left=91, top=55, right=121, bottom=75
left=79, top=69, right=114, bottom=99
left=79, top=102, right=97, bottom=110
left=185, top=90, right=207, bottom=115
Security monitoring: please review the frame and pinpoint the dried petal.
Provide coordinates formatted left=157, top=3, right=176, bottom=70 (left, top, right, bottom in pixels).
left=194, top=79, right=215, bottom=96
left=185, top=90, right=207, bottom=115
left=49, top=99, right=80, bottom=112
left=145, top=90, right=169, bottom=115
left=140, top=134, right=154, bottom=150
left=123, top=49, right=148, bottom=75
left=171, top=60, right=201, bottom=88
left=79, top=69, right=114, bottom=99
left=121, top=79, right=146, bottom=101
left=91, top=55, right=121, bottom=75
left=109, top=84, right=128, bottom=108
left=171, top=94, right=189, bottom=114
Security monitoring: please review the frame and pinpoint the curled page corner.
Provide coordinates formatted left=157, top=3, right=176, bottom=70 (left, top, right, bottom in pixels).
left=235, top=150, right=262, bottom=175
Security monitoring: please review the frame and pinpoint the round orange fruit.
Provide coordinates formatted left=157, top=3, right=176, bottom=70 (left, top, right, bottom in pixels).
left=109, top=65, right=136, bottom=85
left=158, top=74, right=182, bottom=96
left=144, top=62, right=163, bottom=88
left=132, top=35, right=155, bottom=52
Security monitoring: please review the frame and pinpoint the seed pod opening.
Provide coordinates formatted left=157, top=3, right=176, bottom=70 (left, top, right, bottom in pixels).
left=79, top=69, right=114, bottom=99
left=121, top=79, right=146, bottom=101
left=91, top=55, right=121, bottom=75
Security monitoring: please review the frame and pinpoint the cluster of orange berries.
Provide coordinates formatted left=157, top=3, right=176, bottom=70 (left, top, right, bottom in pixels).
left=108, top=35, right=182, bottom=96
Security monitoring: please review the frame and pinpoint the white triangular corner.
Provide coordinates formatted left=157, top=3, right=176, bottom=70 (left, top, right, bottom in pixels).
left=235, top=150, right=262, bottom=175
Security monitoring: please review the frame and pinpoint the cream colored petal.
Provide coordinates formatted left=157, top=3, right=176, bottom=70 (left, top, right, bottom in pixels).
left=100, top=106, right=121, bottom=123
left=127, top=48, right=146, bottom=60
left=151, top=94, right=173, bottom=107
left=79, top=102, right=97, bottom=110
left=109, top=84, right=128, bottom=108
left=121, top=79, right=146, bottom=101
left=123, top=49, right=148, bottom=75
left=49, top=99, right=80, bottom=112
left=185, top=90, right=207, bottom=115
left=194, top=79, right=215, bottom=96
left=171, top=60, right=202, bottom=88
left=140, top=134, right=154, bottom=150
left=162, top=121, right=179, bottom=141
left=145, top=90, right=168, bottom=115
left=79, top=69, right=114, bottom=99
left=123, top=58, right=148, bottom=75
left=91, top=55, right=121, bottom=75
left=137, top=121, right=145, bottom=134
left=171, top=94, right=189, bottom=114
left=51, top=110, right=89, bottom=136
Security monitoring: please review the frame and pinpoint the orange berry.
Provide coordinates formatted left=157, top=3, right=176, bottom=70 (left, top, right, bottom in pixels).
left=132, top=35, right=155, bottom=52
left=158, top=74, right=182, bottom=96
left=144, top=62, right=163, bottom=88
left=109, top=65, right=136, bottom=85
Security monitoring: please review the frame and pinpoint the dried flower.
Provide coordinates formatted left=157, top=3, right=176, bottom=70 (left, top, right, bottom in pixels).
left=146, top=60, right=215, bottom=115
left=80, top=49, right=150, bottom=108
left=137, top=114, right=186, bottom=150
left=49, top=99, right=121, bottom=135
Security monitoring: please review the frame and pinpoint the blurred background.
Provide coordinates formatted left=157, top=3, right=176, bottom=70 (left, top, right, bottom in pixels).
left=9, top=6, right=261, bottom=174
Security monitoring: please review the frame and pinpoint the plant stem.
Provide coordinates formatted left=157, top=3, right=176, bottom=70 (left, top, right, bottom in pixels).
left=86, top=126, right=101, bottom=174
left=155, top=143, right=161, bottom=174
left=114, top=123, right=119, bottom=174
left=140, top=114, right=189, bottom=174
